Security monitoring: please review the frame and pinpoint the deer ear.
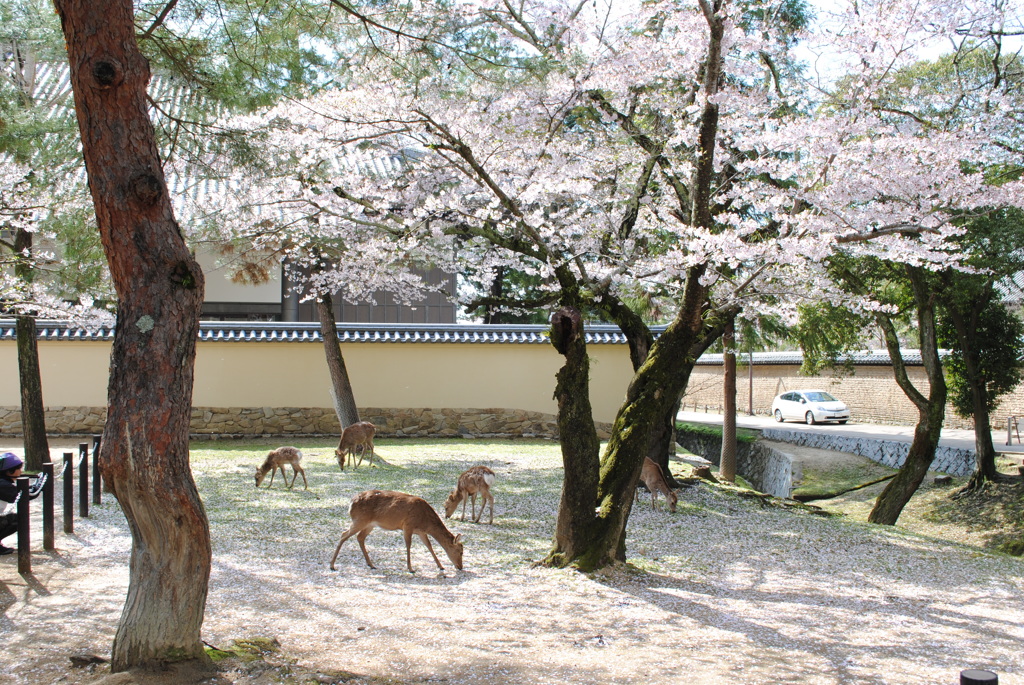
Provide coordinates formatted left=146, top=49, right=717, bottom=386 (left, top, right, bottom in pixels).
left=454, top=534, right=464, bottom=544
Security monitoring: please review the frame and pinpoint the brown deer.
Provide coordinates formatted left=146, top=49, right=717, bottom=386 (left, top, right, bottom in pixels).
left=335, top=421, right=376, bottom=470
left=254, top=446, right=308, bottom=490
left=636, top=457, right=677, bottom=512
left=444, top=466, right=496, bottom=524
left=330, top=490, right=464, bottom=573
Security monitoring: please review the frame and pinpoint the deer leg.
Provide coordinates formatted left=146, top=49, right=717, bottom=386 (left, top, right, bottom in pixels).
left=355, top=445, right=365, bottom=469
left=331, top=524, right=364, bottom=570
left=403, top=529, right=417, bottom=573
left=356, top=529, right=376, bottom=569
left=460, top=496, right=468, bottom=521
left=266, top=467, right=277, bottom=488
left=486, top=491, right=494, bottom=524
left=470, top=493, right=479, bottom=522
left=297, top=465, right=309, bottom=490
left=419, top=533, right=445, bottom=571
left=286, top=467, right=296, bottom=489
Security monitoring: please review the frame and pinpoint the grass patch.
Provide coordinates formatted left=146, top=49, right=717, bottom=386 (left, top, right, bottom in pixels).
left=675, top=421, right=760, bottom=443
left=791, top=460, right=898, bottom=500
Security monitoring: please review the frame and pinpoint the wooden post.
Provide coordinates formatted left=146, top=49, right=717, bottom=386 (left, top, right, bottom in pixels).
left=92, top=435, right=102, bottom=505
left=78, top=443, right=89, bottom=518
left=63, top=452, right=73, bottom=535
left=42, top=463, right=54, bottom=551
left=16, top=476, right=30, bottom=574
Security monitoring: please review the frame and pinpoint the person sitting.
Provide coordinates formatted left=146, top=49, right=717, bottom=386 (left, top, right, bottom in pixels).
left=0, top=453, right=42, bottom=556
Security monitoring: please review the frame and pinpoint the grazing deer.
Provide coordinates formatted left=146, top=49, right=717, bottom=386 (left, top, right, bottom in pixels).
left=254, top=446, right=308, bottom=490
left=636, top=457, right=677, bottom=512
left=444, top=466, right=496, bottom=524
left=335, top=421, right=377, bottom=470
left=330, top=490, right=464, bottom=573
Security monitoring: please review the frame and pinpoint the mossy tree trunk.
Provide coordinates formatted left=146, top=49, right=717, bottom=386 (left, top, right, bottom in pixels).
left=545, top=306, right=603, bottom=565
left=868, top=266, right=946, bottom=525
left=557, top=270, right=711, bottom=570
left=54, top=0, right=210, bottom=670
left=546, top=0, right=727, bottom=569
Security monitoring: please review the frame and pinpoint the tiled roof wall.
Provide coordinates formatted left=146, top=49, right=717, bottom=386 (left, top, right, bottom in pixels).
left=0, top=320, right=931, bottom=364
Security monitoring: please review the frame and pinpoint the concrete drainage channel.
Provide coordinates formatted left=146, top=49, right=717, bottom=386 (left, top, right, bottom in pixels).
left=676, top=427, right=976, bottom=499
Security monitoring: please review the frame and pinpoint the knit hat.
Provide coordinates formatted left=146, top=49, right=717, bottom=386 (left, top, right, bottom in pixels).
left=0, top=453, right=24, bottom=472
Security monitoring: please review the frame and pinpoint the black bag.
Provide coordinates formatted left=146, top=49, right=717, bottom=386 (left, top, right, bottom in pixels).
left=0, top=511, right=18, bottom=539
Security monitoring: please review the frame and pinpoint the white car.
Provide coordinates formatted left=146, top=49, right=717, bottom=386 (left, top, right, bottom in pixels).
left=771, top=390, right=850, bottom=425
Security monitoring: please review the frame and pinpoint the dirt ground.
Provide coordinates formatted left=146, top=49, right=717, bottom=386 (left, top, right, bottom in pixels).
left=1, top=438, right=1021, bottom=685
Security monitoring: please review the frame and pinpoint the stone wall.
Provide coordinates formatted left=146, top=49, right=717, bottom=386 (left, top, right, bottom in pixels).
left=675, top=429, right=794, bottom=498
left=0, top=405, right=607, bottom=440
left=760, top=428, right=975, bottom=476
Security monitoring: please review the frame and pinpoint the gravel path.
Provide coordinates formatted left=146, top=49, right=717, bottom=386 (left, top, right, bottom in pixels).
left=1, top=439, right=1021, bottom=685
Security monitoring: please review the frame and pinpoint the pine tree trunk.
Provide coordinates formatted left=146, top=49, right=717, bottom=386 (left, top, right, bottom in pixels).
left=720, top=317, right=737, bottom=483
left=947, top=309, right=1000, bottom=487
left=317, top=292, right=360, bottom=428
left=544, top=307, right=602, bottom=567
left=12, top=226, right=50, bottom=471
left=15, top=314, right=50, bottom=471
left=54, top=0, right=210, bottom=670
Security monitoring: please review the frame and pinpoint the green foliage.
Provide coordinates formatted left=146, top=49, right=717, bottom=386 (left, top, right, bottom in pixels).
left=939, top=298, right=1024, bottom=418
left=936, top=208, right=1024, bottom=419
left=793, top=302, right=870, bottom=376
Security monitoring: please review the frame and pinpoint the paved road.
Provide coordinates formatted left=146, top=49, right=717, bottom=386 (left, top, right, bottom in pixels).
left=677, top=410, right=1024, bottom=456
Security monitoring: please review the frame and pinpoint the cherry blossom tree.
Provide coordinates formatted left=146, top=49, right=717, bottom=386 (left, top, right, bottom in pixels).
left=744, top=0, right=1024, bottom=524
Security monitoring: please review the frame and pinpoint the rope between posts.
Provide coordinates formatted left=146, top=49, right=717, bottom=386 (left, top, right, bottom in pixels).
left=54, top=459, right=69, bottom=480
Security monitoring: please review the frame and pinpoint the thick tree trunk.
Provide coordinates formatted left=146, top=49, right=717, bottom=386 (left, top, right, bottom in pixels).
left=16, top=315, right=50, bottom=471
left=545, top=307, right=602, bottom=567
left=54, top=0, right=210, bottom=671
left=552, top=2, right=727, bottom=569
left=317, top=292, right=360, bottom=428
left=554, top=269, right=711, bottom=570
left=967, top=389, right=999, bottom=486
left=868, top=267, right=946, bottom=525
left=720, top=317, right=737, bottom=483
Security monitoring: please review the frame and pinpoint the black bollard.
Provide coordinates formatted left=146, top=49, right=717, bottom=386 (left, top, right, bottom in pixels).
left=961, top=670, right=998, bottom=685
left=42, top=463, right=54, bottom=551
left=92, top=435, right=102, bottom=505
left=63, top=452, right=73, bottom=535
left=16, top=476, right=30, bottom=574
left=78, top=443, right=89, bottom=518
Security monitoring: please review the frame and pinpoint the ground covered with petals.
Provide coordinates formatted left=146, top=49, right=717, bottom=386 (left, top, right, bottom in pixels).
left=1, top=438, right=1021, bottom=684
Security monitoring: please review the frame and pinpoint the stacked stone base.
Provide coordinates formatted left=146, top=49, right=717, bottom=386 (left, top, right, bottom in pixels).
left=0, top=405, right=613, bottom=440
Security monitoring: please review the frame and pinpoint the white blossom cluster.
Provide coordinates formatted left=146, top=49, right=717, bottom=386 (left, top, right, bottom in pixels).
left=173, top=0, right=1024, bottom=322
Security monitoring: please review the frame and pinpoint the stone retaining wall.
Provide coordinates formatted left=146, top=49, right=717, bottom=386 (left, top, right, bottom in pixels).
left=675, top=429, right=794, bottom=498
left=760, top=428, right=975, bottom=476
left=0, top=405, right=607, bottom=440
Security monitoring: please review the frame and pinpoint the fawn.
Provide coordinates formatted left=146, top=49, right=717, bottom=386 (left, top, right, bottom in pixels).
left=637, top=457, right=677, bottom=512
left=254, top=446, right=308, bottom=490
left=335, top=421, right=376, bottom=470
left=444, top=466, right=496, bottom=524
left=330, top=489, right=464, bottom=573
